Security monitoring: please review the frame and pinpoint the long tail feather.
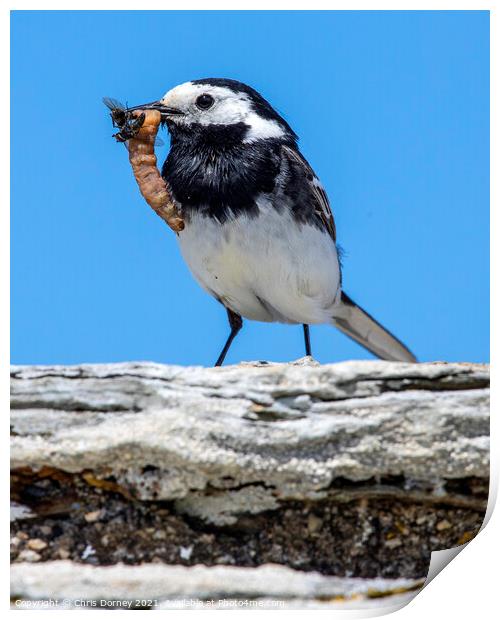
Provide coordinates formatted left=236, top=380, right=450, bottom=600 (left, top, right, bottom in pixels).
left=332, top=292, right=417, bottom=362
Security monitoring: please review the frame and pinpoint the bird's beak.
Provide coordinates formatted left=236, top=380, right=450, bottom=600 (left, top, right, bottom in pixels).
left=127, top=100, right=184, bottom=116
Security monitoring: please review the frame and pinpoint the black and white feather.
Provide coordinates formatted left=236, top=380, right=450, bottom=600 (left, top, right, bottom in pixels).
left=143, top=78, right=415, bottom=362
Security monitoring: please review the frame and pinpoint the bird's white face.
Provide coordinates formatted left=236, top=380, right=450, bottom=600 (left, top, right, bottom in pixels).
left=158, top=81, right=286, bottom=142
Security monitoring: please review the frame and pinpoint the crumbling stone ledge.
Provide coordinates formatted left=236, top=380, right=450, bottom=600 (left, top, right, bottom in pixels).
left=11, top=561, right=424, bottom=610
left=10, top=360, right=489, bottom=606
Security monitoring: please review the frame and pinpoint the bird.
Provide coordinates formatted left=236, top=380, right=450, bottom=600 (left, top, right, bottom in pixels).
left=129, top=78, right=416, bottom=366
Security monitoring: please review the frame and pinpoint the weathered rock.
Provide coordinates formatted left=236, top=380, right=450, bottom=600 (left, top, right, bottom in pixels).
left=11, top=360, right=489, bottom=510
left=10, top=561, right=424, bottom=609
left=10, top=360, right=489, bottom=607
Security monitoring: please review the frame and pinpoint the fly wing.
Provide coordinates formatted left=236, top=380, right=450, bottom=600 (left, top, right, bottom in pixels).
left=102, top=97, right=126, bottom=111
left=104, top=97, right=165, bottom=147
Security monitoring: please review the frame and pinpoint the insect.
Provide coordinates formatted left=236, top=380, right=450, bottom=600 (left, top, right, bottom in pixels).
left=104, top=99, right=184, bottom=233
left=103, top=97, right=164, bottom=146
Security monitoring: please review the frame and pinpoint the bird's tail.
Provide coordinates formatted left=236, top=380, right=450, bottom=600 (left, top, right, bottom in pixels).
left=331, top=292, right=416, bottom=362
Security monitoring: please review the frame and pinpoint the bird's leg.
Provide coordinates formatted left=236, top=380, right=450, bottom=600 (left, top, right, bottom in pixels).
left=303, top=324, right=312, bottom=357
left=214, top=309, right=243, bottom=367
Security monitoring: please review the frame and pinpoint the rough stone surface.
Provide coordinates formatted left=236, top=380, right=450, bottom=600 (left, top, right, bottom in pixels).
left=10, top=360, right=489, bottom=608
left=11, top=561, right=424, bottom=609
left=10, top=471, right=485, bottom=578
left=11, top=360, right=489, bottom=507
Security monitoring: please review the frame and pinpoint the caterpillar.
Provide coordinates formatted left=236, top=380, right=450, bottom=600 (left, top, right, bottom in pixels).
left=104, top=98, right=184, bottom=234
left=126, top=110, right=184, bottom=233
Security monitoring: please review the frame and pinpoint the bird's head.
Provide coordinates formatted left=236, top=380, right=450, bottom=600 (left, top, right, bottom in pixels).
left=129, top=78, right=297, bottom=143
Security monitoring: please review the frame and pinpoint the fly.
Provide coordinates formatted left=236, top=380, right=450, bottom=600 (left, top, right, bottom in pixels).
left=102, top=97, right=164, bottom=147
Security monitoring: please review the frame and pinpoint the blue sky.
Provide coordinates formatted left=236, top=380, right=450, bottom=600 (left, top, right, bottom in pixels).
left=11, top=11, right=489, bottom=366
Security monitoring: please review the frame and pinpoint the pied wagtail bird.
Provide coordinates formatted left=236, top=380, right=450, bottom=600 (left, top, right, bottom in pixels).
left=131, top=78, right=416, bottom=365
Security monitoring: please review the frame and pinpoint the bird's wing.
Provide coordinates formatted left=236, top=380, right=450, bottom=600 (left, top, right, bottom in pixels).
left=281, top=145, right=336, bottom=242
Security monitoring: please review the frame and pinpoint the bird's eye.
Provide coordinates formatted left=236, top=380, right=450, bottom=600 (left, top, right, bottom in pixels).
left=195, top=94, right=214, bottom=110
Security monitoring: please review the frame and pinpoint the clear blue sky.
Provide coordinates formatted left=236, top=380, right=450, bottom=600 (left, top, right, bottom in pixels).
left=11, top=11, right=489, bottom=366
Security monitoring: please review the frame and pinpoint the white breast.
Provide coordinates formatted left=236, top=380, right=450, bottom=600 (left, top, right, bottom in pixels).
left=177, top=199, right=341, bottom=324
